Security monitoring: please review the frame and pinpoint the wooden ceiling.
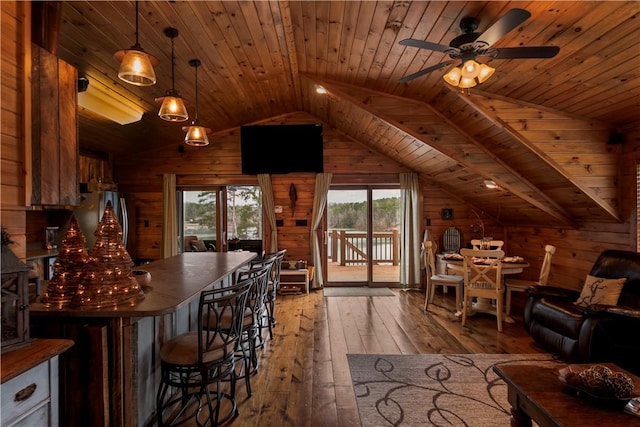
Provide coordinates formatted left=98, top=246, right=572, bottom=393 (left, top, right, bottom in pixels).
left=54, top=1, right=640, bottom=226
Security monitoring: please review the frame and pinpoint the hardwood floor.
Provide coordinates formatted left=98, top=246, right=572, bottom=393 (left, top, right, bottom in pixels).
left=222, top=286, right=546, bottom=426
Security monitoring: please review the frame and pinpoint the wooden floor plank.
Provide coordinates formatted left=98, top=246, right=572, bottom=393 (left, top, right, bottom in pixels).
left=179, top=287, right=545, bottom=426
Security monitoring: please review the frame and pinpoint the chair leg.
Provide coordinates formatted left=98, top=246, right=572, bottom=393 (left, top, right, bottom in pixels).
left=505, top=287, right=512, bottom=316
left=496, top=293, right=504, bottom=332
left=455, top=283, right=462, bottom=316
left=424, top=283, right=430, bottom=310
left=461, top=296, right=469, bottom=327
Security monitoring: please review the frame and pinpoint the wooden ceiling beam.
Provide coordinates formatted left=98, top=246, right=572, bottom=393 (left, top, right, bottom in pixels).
left=308, top=76, right=574, bottom=225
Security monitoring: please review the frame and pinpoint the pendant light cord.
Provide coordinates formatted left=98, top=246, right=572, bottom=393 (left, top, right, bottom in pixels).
left=170, top=36, right=175, bottom=91
left=194, top=63, right=199, bottom=123
left=134, top=0, right=140, bottom=46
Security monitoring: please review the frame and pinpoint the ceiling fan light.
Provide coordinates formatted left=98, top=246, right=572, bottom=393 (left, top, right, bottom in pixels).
left=156, top=93, right=188, bottom=122
left=458, top=76, right=477, bottom=88
left=183, top=124, right=210, bottom=146
left=443, top=67, right=462, bottom=87
left=477, top=64, right=495, bottom=83
left=461, top=59, right=480, bottom=79
left=115, top=48, right=157, bottom=86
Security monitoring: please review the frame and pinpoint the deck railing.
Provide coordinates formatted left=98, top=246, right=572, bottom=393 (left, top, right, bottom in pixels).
left=328, top=229, right=400, bottom=266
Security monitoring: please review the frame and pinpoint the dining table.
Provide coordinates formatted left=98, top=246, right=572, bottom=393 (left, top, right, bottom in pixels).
left=442, top=254, right=529, bottom=323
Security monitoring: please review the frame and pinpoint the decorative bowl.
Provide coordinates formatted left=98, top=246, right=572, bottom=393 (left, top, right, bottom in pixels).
left=132, top=270, right=151, bottom=286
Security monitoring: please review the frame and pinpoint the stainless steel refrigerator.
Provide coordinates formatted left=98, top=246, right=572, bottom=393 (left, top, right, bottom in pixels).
left=74, top=191, right=129, bottom=250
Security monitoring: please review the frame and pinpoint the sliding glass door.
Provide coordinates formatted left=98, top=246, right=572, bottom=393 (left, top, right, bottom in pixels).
left=326, top=186, right=400, bottom=286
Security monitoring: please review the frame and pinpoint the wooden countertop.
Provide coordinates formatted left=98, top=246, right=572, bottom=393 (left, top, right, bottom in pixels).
left=30, top=251, right=257, bottom=318
left=25, top=248, right=59, bottom=260
left=1, top=338, right=74, bottom=383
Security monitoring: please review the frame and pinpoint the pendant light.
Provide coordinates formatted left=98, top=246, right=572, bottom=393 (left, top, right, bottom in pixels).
left=113, top=0, right=158, bottom=86
left=155, top=28, right=188, bottom=122
left=182, top=59, right=211, bottom=146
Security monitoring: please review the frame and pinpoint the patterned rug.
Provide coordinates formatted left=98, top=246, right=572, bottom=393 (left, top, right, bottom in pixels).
left=324, top=287, right=395, bottom=297
left=348, top=353, right=561, bottom=426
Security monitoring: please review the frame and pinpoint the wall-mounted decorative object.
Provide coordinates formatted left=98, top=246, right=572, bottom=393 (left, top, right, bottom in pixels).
left=289, top=184, right=297, bottom=217
left=441, top=208, right=454, bottom=220
left=274, top=205, right=283, bottom=214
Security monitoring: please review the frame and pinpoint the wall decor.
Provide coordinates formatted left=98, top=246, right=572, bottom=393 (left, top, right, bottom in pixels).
left=441, top=208, right=454, bottom=220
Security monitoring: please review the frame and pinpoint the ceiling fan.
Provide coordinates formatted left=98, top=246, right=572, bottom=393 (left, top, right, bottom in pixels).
left=399, top=8, right=560, bottom=86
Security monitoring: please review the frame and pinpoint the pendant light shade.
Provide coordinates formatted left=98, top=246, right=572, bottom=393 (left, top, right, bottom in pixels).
left=182, top=59, right=211, bottom=147
left=184, top=125, right=210, bottom=147
left=155, top=28, right=188, bottom=122
left=113, top=0, right=158, bottom=86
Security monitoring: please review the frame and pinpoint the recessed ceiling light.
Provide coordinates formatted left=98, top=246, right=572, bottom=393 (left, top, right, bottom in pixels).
left=484, top=180, right=498, bottom=189
left=315, top=85, right=327, bottom=94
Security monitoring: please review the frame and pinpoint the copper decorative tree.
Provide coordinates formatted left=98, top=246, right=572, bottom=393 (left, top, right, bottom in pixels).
left=41, top=216, right=89, bottom=308
left=73, top=200, right=144, bottom=308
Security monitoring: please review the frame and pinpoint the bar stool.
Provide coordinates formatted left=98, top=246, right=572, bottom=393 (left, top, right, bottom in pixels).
left=230, top=262, right=272, bottom=397
left=260, top=249, right=286, bottom=339
left=156, top=279, right=252, bottom=426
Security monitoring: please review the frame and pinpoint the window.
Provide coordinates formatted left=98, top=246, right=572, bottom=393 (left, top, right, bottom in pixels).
left=178, top=185, right=262, bottom=253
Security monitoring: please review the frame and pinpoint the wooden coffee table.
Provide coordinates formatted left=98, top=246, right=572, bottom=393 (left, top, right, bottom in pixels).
left=493, top=363, right=640, bottom=426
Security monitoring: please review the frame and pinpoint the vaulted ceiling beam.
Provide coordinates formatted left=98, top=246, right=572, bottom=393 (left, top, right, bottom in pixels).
left=308, top=76, right=574, bottom=225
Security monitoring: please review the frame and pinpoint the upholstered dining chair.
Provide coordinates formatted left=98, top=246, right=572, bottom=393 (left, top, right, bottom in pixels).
left=460, top=248, right=506, bottom=332
left=505, top=244, right=556, bottom=315
left=423, top=241, right=464, bottom=312
left=156, top=278, right=252, bottom=426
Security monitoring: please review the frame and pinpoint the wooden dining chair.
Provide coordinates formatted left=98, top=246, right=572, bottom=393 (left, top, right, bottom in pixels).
left=470, top=239, right=505, bottom=250
left=504, top=244, right=556, bottom=315
left=423, top=241, right=464, bottom=312
left=460, top=248, right=506, bottom=332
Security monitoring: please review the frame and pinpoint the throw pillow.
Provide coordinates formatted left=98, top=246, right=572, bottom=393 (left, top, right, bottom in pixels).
left=191, top=239, right=207, bottom=252
left=574, top=275, right=626, bottom=307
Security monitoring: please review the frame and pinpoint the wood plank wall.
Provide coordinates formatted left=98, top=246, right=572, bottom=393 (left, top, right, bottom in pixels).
left=506, top=129, right=640, bottom=291
left=114, top=112, right=412, bottom=264
left=113, top=114, right=639, bottom=288
left=1, top=1, right=28, bottom=259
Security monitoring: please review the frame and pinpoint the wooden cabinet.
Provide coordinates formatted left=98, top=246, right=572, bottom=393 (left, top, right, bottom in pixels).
left=30, top=44, right=78, bottom=206
left=280, top=267, right=313, bottom=294
left=1, top=339, right=73, bottom=427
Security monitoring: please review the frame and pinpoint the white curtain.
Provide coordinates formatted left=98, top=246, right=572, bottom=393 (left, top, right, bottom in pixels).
left=162, top=174, right=178, bottom=258
left=257, top=174, right=277, bottom=253
left=310, top=173, right=332, bottom=289
left=400, top=172, right=421, bottom=287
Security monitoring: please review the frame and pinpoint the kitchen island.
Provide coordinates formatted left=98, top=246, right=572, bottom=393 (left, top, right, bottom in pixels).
left=30, top=251, right=256, bottom=426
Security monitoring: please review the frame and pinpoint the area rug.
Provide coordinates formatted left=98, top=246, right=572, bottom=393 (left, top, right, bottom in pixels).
left=348, top=353, right=561, bottom=426
left=324, top=287, right=395, bottom=297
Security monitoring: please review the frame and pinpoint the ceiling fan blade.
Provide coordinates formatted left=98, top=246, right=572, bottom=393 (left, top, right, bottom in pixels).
left=492, top=46, right=560, bottom=59
left=399, top=61, right=453, bottom=83
left=399, top=38, right=453, bottom=54
left=476, top=8, right=531, bottom=48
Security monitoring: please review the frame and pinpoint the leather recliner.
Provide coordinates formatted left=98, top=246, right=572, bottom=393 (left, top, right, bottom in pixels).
left=524, top=249, right=640, bottom=375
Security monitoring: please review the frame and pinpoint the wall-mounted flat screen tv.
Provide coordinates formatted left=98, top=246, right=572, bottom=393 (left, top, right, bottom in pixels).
left=240, top=124, right=323, bottom=174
